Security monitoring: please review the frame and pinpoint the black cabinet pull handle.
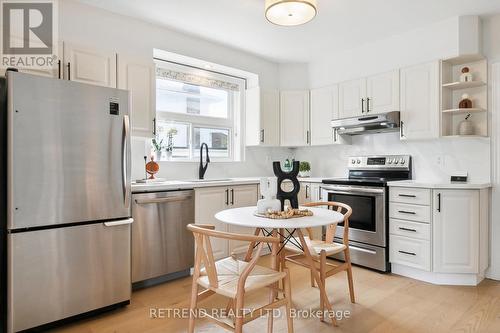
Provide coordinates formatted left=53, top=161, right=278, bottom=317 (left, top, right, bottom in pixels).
left=152, top=118, right=156, bottom=136
left=400, top=120, right=405, bottom=138
left=366, top=97, right=371, bottom=112
left=399, top=250, right=416, bottom=256
left=230, top=189, right=234, bottom=205
left=225, top=189, right=229, bottom=206
left=399, top=227, right=417, bottom=232
left=260, top=129, right=265, bottom=143
left=398, top=194, right=416, bottom=198
left=437, top=193, right=441, bottom=212
left=361, top=98, right=365, bottom=113
left=398, top=210, right=416, bottom=215
left=57, top=60, right=61, bottom=79
left=67, top=62, right=71, bottom=80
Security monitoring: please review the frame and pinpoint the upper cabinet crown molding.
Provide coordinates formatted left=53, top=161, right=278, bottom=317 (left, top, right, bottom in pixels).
left=63, top=43, right=117, bottom=88
left=118, top=53, right=156, bottom=138
left=280, top=90, right=310, bottom=147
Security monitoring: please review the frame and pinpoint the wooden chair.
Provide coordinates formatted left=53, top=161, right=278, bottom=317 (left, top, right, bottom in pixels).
left=284, top=202, right=355, bottom=319
left=187, top=224, right=294, bottom=333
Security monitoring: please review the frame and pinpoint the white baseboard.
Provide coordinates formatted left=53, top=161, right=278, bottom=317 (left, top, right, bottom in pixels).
left=392, top=264, right=485, bottom=286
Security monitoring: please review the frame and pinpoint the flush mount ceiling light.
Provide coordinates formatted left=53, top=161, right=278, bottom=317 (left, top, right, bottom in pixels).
left=265, top=0, right=317, bottom=26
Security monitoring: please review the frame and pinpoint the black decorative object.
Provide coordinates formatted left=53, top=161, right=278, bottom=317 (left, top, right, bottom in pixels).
left=273, top=160, right=300, bottom=210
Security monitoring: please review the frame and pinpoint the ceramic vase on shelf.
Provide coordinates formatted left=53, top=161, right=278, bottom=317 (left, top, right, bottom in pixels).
left=458, top=113, right=474, bottom=136
left=155, top=151, right=162, bottom=161
left=459, top=94, right=473, bottom=109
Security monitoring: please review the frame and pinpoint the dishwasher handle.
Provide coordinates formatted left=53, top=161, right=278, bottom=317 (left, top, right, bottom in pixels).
left=134, top=195, right=192, bottom=205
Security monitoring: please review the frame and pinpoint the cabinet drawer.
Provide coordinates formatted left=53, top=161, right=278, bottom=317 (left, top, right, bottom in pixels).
left=389, top=219, right=430, bottom=240
left=390, top=202, right=431, bottom=223
left=390, top=187, right=431, bottom=205
left=390, top=235, right=431, bottom=271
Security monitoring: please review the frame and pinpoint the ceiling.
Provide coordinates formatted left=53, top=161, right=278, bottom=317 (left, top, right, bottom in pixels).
left=76, top=0, right=500, bottom=63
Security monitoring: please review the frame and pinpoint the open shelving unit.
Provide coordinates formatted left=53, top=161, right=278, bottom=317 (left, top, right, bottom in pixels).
left=441, top=55, right=488, bottom=137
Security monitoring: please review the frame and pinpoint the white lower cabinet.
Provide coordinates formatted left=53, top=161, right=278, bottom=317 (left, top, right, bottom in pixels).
left=194, top=187, right=229, bottom=260
left=228, top=185, right=259, bottom=255
left=195, top=185, right=258, bottom=260
left=433, top=190, right=479, bottom=274
left=389, top=186, right=489, bottom=285
left=390, top=235, right=431, bottom=271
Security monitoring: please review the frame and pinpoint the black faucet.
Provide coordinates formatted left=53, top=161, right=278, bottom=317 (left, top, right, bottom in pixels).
left=199, top=143, right=210, bottom=179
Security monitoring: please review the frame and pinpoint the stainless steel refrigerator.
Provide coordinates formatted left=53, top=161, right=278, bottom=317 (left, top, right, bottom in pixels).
left=0, top=71, right=133, bottom=333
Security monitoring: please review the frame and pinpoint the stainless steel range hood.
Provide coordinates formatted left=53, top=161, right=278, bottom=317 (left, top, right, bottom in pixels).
left=331, top=111, right=400, bottom=136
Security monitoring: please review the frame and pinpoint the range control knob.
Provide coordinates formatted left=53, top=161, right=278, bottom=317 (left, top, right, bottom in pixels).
left=394, top=160, right=399, bottom=165
left=400, top=158, right=406, bottom=164
left=351, top=159, right=356, bottom=164
left=387, top=159, right=393, bottom=164
left=357, top=159, right=361, bottom=164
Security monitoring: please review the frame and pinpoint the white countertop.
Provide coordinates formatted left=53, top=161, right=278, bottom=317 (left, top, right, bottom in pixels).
left=131, top=176, right=324, bottom=193
left=387, top=180, right=492, bottom=189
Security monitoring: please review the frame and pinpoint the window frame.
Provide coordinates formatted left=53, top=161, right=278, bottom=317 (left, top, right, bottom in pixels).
left=154, top=60, right=245, bottom=162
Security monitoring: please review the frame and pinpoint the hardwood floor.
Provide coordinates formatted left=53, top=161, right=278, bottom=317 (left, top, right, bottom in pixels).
left=51, top=256, right=500, bottom=333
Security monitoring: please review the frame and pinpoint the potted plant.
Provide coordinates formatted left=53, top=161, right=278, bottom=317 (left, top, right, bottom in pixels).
left=299, top=161, right=311, bottom=177
left=151, top=137, right=165, bottom=161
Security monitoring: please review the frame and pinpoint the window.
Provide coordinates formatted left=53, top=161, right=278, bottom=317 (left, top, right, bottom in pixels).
left=154, top=61, right=245, bottom=161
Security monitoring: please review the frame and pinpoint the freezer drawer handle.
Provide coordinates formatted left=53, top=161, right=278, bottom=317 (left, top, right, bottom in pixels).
left=104, top=218, right=134, bottom=227
left=134, top=195, right=192, bottom=205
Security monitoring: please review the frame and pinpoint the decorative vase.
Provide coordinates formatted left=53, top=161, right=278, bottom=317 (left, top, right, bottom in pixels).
left=155, top=151, right=162, bottom=161
left=166, top=150, right=173, bottom=160
left=458, top=114, right=474, bottom=136
left=460, top=67, right=473, bottom=82
left=459, top=94, right=473, bottom=109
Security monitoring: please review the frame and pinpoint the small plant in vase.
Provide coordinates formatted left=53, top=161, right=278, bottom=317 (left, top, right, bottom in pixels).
left=165, top=128, right=178, bottom=160
left=151, top=137, right=165, bottom=161
left=299, top=161, right=311, bottom=178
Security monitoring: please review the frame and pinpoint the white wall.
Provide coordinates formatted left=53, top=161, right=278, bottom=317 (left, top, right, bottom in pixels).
left=59, top=0, right=288, bottom=181
left=482, top=14, right=500, bottom=280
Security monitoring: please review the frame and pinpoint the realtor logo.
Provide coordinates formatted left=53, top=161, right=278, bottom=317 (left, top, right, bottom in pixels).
left=1, top=0, right=58, bottom=69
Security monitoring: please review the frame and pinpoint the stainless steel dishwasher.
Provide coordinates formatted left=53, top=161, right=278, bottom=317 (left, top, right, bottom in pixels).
left=131, top=190, right=194, bottom=286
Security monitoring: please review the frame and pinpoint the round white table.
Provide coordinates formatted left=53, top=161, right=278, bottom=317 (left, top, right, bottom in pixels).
left=215, top=205, right=345, bottom=326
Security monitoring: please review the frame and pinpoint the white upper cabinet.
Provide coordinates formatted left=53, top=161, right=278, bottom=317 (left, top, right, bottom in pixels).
left=339, top=70, right=400, bottom=118
left=117, top=54, right=156, bottom=137
left=280, top=90, right=310, bottom=147
left=433, top=190, right=479, bottom=274
left=310, top=85, right=338, bottom=145
left=366, top=70, right=400, bottom=114
left=400, top=61, right=440, bottom=140
left=63, top=43, right=117, bottom=87
left=338, top=78, right=366, bottom=118
left=245, top=87, right=279, bottom=146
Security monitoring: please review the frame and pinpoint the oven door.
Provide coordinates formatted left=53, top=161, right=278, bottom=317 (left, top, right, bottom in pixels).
left=321, top=185, right=386, bottom=247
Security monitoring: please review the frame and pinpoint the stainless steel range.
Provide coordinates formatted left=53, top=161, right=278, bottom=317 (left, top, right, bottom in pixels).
left=321, top=155, right=412, bottom=272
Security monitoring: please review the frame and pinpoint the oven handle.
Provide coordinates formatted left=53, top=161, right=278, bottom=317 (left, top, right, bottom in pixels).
left=321, top=185, right=385, bottom=196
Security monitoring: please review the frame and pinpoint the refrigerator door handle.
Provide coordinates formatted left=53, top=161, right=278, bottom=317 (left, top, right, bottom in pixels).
left=123, top=115, right=131, bottom=208
left=104, top=218, right=134, bottom=227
